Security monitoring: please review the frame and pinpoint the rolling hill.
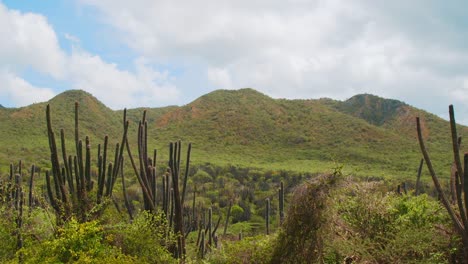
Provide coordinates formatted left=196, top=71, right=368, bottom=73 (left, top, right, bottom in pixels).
left=0, top=88, right=465, bottom=179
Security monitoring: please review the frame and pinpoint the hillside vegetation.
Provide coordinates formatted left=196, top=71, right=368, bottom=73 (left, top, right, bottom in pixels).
left=0, top=88, right=467, bottom=263
left=0, top=88, right=465, bottom=179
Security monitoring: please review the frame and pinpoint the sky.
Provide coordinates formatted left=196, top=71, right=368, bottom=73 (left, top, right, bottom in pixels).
left=1, top=1, right=468, bottom=123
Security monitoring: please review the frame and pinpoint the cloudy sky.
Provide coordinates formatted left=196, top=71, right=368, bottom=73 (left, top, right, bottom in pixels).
left=1, top=0, right=468, bottom=123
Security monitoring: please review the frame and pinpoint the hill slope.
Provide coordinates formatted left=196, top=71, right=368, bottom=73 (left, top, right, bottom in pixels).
left=0, top=88, right=464, bottom=179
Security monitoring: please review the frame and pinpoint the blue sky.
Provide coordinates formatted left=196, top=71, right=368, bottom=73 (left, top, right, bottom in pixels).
left=1, top=0, right=468, bottom=124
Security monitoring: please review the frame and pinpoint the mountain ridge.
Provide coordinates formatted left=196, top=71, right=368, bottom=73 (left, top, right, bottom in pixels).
left=0, top=88, right=464, bottom=179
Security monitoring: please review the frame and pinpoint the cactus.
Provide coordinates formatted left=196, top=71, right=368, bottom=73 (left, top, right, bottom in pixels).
left=192, top=187, right=197, bottom=232
left=209, top=211, right=222, bottom=248
left=416, top=105, right=468, bottom=260
left=169, top=188, right=174, bottom=229
left=28, top=165, right=35, bottom=212
left=415, top=158, right=424, bottom=196
left=196, top=219, right=203, bottom=248
left=168, top=141, right=188, bottom=257
left=181, top=143, right=192, bottom=205
left=223, top=201, right=232, bottom=235
left=279, top=181, right=285, bottom=224
left=120, top=157, right=133, bottom=221
left=266, top=198, right=270, bottom=235
left=199, top=231, right=205, bottom=259
left=162, top=174, right=167, bottom=214
left=207, top=207, right=213, bottom=248
left=125, top=110, right=156, bottom=212
left=44, top=103, right=128, bottom=223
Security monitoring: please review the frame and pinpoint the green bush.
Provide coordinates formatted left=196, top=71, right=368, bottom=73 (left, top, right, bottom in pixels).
left=207, top=235, right=275, bottom=264
left=230, top=205, right=244, bottom=224
left=325, top=182, right=454, bottom=263
left=20, top=218, right=137, bottom=263
left=0, top=207, right=17, bottom=262
left=110, top=211, right=176, bottom=264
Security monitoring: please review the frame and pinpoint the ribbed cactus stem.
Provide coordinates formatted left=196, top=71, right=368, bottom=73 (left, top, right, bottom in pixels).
left=166, top=171, right=171, bottom=214
left=208, top=207, right=212, bottom=247
left=60, top=129, right=73, bottom=195
left=463, top=154, right=468, bottom=226
left=266, top=198, right=270, bottom=235
left=181, top=143, right=192, bottom=205
left=279, top=181, right=285, bottom=224
left=17, top=189, right=24, bottom=257
left=196, top=220, right=203, bottom=247
left=162, top=175, right=167, bottom=214
left=85, top=137, right=92, bottom=192
left=415, top=158, right=424, bottom=196
left=120, top=158, right=133, bottom=221
left=74, top=102, right=81, bottom=177
left=45, top=171, right=58, bottom=213
left=28, top=165, right=34, bottom=210
left=212, top=214, right=222, bottom=240
left=169, top=188, right=174, bottom=228
left=223, top=201, right=232, bottom=235
left=199, top=231, right=205, bottom=259
left=192, top=187, right=197, bottom=232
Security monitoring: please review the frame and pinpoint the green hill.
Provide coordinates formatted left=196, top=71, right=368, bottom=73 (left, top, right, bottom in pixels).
left=0, top=88, right=464, bottom=179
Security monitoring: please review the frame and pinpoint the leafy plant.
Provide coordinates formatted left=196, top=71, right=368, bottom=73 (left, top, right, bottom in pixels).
left=325, top=182, right=453, bottom=263
left=110, top=211, right=176, bottom=264
left=207, top=234, right=275, bottom=264
left=19, top=218, right=137, bottom=263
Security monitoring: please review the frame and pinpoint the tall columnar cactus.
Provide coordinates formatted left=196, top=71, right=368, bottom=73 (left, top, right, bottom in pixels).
left=6, top=162, right=25, bottom=260
left=169, top=141, right=189, bottom=257
left=212, top=213, right=222, bottom=243
left=45, top=103, right=129, bottom=223
left=125, top=110, right=157, bottom=212
left=223, top=201, right=232, bottom=235
left=125, top=110, right=192, bottom=259
left=28, top=165, right=35, bottom=213
left=279, top=181, right=285, bottom=224
left=120, top=157, right=133, bottom=221
left=191, top=187, right=197, bottom=234
left=266, top=198, right=270, bottom=235
left=199, top=231, right=205, bottom=259
left=416, top=105, right=468, bottom=261
left=415, top=158, right=424, bottom=196
left=207, top=207, right=213, bottom=248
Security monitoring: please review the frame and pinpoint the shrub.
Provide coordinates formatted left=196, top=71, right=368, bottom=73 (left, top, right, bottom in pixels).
left=271, top=173, right=341, bottom=263
left=325, top=182, right=454, bottom=263
left=207, top=234, right=275, bottom=264
left=20, top=218, right=137, bottom=263
left=0, top=207, right=17, bottom=262
left=230, top=205, right=244, bottom=224
left=110, top=211, right=176, bottom=263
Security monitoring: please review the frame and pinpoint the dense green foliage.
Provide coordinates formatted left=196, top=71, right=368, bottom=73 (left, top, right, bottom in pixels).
left=325, top=183, right=455, bottom=263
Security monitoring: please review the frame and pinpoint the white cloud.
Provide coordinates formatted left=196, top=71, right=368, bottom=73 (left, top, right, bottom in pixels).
left=64, top=33, right=80, bottom=44
left=0, top=71, right=56, bottom=106
left=78, top=0, right=468, bottom=114
left=207, top=67, right=233, bottom=89
left=2, top=0, right=468, bottom=122
left=0, top=2, right=180, bottom=109
left=67, top=48, right=180, bottom=109
left=0, top=3, right=66, bottom=78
